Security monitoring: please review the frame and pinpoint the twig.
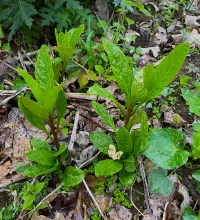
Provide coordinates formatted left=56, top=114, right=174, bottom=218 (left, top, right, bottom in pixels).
left=18, top=184, right=64, bottom=219
left=130, top=181, right=145, bottom=216
left=0, top=87, right=28, bottom=107
left=72, top=59, right=87, bottom=72
left=137, top=155, right=152, bottom=214
left=0, top=60, right=18, bottom=72
left=0, top=174, right=26, bottom=188
left=68, top=110, right=79, bottom=152
left=66, top=92, right=100, bottom=101
left=82, top=179, right=106, bottom=220
left=20, top=48, right=35, bottom=66
left=78, top=152, right=100, bottom=169
left=18, top=51, right=27, bottom=71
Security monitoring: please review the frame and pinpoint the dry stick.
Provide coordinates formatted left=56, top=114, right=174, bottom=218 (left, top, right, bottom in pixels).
left=0, top=60, right=18, bottom=72
left=0, top=87, right=28, bottom=107
left=137, top=155, right=152, bottom=214
left=20, top=48, right=35, bottom=66
left=68, top=110, right=80, bottom=151
left=130, top=181, right=145, bottom=216
left=82, top=179, right=107, bottom=220
left=66, top=92, right=99, bottom=101
left=78, top=152, right=100, bottom=169
left=18, top=184, right=64, bottom=219
left=18, top=51, right=27, bottom=71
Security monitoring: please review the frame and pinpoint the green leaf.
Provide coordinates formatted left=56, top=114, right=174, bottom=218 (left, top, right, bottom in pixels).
left=126, top=108, right=143, bottom=131
left=193, top=123, right=200, bottom=132
left=69, top=24, right=84, bottom=48
left=62, top=127, right=68, bottom=135
left=95, top=65, right=104, bottom=73
left=95, top=159, right=123, bottom=176
left=18, top=98, right=47, bottom=132
left=44, top=84, right=63, bottom=113
left=62, top=166, right=85, bottom=188
left=117, top=127, right=132, bottom=152
left=25, top=149, right=57, bottom=166
left=90, top=131, right=113, bottom=154
left=182, top=207, right=198, bottom=220
left=192, top=170, right=200, bottom=182
left=118, top=169, right=135, bottom=186
left=17, top=68, right=43, bottom=103
left=20, top=97, right=49, bottom=122
left=192, top=132, right=200, bottom=159
left=78, top=73, right=89, bottom=88
left=123, top=154, right=136, bottom=172
left=23, top=194, right=35, bottom=210
left=140, top=111, right=148, bottom=136
left=149, top=168, right=173, bottom=195
left=35, top=45, right=54, bottom=94
left=182, top=88, right=200, bottom=116
left=87, top=83, right=124, bottom=113
left=54, top=144, right=67, bottom=157
left=30, top=138, right=51, bottom=151
left=56, top=45, right=74, bottom=63
left=143, top=128, right=189, bottom=169
left=92, top=101, right=116, bottom=131
left=102, top=38, right=133, bottom=104
left=34, top=182, right=45, bottom=194
left=56, top=89, right=67, bottom=123
left=16, top=163, right=28, bottom=174
left=24, top=164, right=58, bottom=177
left=140, top=42, right=190, bottom=104
left=131, top=69, right=147, bottom=104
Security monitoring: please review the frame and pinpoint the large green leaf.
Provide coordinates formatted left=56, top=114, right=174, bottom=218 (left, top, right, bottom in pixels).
left=182, top=207, right=198, bottom=220
left=102, top=38, right=133, bottom=104
left=56, top=45, right=74, bottom=63
left=139, top=42, right=190, bottom=104
left=21, top=97, right=49, bottom=122
left=56, top=89, right=67, bottom=123
left=24, top=164, right=58, bottom=177
left=143, top=128, right=189, bottom=169
left=35, top=45, right=54, bottom=94
left=25, top=149, right=57, bottom=166
left=43, top=84, right=63, bottom=113
left=95, top=159, right=123, bottom=176
left=118, top=169, right=135, bottom=187
left=192, top=132, right=200, bottom=159
left=62, top=166, right=85, bottom=188
left=18, top=98, right=47, bottom=132
left=182, top=88, right=200, bottom=116
left=92, top=101, right=116, bottom=131
left=90, top=131, right=113, bottom=154
left=149, top=168, right=173, bottom=195
left=117, top=127, right=132, bottom=153
left=17, top=68, right=43, bottom=103
left=87, top=83, right=124, bottom=113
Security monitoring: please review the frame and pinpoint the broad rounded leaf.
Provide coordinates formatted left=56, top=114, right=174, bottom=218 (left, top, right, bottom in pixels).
left=149, top=168, right=173, bottom=195
left=143, top=128, right=189, bottom=169
left=90, top=131, right=113, bottom=154
left=118, top=169, right=135, bottom=186
left=117, top=127, right=132, bottom=152
left=95, top=159, right=123, bottom=176
left=62, top=166, right=85, bottom=188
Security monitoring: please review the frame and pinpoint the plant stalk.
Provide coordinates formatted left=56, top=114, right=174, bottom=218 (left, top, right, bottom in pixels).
left=49, top=115, right=60, bottom=151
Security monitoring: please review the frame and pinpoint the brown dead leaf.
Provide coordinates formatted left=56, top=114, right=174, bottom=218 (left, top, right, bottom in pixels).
left=187, top=29, right=200, bottom=45
left=95, top=194, right=112, bottom=212
left=0, top=160, right=11, bottom=180
left=108, top=203, right=132, bottom=220
left=151, top=26, right=167, bottom=45
left=141, top=46, right=160, bottom=58
left=185, top=15, right=200, bottom=27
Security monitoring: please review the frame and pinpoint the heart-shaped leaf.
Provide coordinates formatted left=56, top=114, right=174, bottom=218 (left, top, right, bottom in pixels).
left=143, top=128, right=189, bottom=169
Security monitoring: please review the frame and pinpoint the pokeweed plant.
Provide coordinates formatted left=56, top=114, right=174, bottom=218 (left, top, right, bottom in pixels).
left=17, top=44, right=84, bottom=189
left=88, top=38, right=190, bottom=185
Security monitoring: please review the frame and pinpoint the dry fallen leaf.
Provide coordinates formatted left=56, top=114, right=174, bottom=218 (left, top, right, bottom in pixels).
left=108, top=144, right=123, bottom=160
left=108, top=203, right=132, bottom=220
left=141, top=46, right=160, bottom=58
left=185, top=15, right=200, bottom=27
